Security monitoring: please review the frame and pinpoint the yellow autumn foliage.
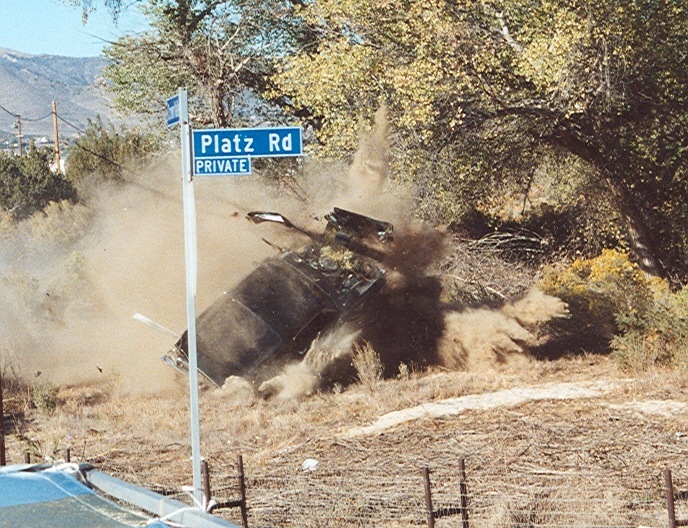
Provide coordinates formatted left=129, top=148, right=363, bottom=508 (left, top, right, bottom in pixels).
left=540, top=249, right=688, bottom=370
left=540, top=249, right=663, bottom=331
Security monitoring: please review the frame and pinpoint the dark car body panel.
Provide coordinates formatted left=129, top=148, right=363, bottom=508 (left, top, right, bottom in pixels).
left=166, top=208, right=392, bottom=387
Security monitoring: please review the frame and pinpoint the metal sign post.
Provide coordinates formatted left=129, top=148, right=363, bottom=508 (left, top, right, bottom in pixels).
left=170, top=89, right=203, bottom=505
left=167, top=88, right=303, bottom=508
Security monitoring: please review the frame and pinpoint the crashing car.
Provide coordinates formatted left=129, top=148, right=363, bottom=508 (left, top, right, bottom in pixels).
left=163, top=207, right=394, bottom=387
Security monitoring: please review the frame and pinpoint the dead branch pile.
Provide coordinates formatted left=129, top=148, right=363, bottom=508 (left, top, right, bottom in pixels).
left=440, top=235, right=538, bottom=305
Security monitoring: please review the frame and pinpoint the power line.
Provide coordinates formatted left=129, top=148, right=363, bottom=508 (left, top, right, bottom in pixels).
left=0, top=103, right=52, bottom=122
left=0, top=102, right=151, bottom=181
left=56, top=115, right=87, bottom=134
left=0, top=103, right=19, bottom=118
left=48, top=109, right=142, bottom=174
left=73, top=142, right=126, bottom=171
left=0, top=102, right=78, bottom=125
left=53, top=114, right=126, bottom=171
left=22, top=112, right=53, bottom=123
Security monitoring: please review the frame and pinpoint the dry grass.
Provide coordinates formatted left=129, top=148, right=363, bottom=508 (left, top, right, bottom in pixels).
left=352, top=341, right=384, bottom=391
left=1, top=355, right=687, bottom=527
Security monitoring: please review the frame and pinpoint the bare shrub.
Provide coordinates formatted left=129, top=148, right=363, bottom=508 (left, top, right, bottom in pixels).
left=441, top=234, right=536, bottom=305
left=353, top=341, right=383, bottom=390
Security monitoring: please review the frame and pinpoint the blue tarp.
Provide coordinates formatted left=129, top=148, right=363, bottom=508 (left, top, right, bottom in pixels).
left=0, top=465, right=170, bottom=528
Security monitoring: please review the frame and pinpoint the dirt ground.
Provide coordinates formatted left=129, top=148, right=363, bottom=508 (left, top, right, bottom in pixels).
left=2, top=354, right=687, bottom=527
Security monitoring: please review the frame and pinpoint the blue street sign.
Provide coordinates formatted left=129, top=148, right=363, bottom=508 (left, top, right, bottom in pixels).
left=166, top=95, right=180, bottom=127
left=192, top=127, right=302, bottom=176
left=194, top=156, right=252, bottom=176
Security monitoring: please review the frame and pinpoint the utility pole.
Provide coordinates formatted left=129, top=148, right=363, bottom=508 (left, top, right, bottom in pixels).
left=52, top=101, right=61, bottom=173
left=15, top=114, right=23, bottom=157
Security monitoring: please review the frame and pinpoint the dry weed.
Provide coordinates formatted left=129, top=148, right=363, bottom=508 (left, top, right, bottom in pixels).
left=352, top=341, right=383, bottom=390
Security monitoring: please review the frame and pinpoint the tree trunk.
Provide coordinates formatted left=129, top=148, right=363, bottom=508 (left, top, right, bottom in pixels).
left=602, top=173, right=665, bottom=277
left=551, top=130, right=665, bottom=277
left=209, top=85, right=228, bottom=128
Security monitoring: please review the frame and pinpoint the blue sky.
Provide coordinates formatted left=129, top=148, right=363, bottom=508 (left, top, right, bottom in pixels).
left=0, top=0, right=150, bottom=57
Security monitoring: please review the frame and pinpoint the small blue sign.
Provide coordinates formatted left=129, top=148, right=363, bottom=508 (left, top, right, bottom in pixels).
left=166, top=95, right=180, bottom=127
left=193, top=127, right=303, bottom=160
left=194, top=156, right=252, bottom=176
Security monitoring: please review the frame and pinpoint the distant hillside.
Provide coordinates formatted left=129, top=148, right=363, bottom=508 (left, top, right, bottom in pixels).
left=0, top=47, right=116, bottom=142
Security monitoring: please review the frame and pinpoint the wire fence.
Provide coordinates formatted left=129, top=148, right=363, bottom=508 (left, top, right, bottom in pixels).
left=151, top=458, right=677, bottom=528
left=2, top=427, right=683, bottom=527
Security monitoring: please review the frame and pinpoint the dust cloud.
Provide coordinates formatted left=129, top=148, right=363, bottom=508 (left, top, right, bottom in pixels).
left=0, top=105, right=566, bottom=397
left=438, top=289, right=569, bottom=372
left=253, top=108, right=569, bottom=399
left=257, top=324, right=362, bottom=399
left=0, top=157, right=293, bottom=393
left=0, top=168, right=185, bottom=392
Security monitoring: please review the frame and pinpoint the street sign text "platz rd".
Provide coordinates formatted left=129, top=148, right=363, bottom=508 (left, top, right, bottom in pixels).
left=192, top=126, right=302, bottom=176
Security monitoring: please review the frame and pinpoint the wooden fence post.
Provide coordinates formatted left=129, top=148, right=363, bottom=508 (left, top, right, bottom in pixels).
left=237, top=455, right=249, bottom=528
left=208, top=453, right=249, bottom=527
left=667, top=468, right=678, bottom=528
left=459, top=458, right=470, bottom=528
left=422, top=462, right=470, bottom=528
left=666, top=468, right=688, bottom=528
left=423, top=467, right=435, bottom=528
left=202, top=460, right=212, bottom=509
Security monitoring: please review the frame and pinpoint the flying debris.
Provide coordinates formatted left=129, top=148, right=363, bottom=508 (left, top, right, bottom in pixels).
left=163, top=207, right=394, bottom=388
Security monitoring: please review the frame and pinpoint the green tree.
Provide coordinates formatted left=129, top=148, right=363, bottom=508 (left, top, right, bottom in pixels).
left=65, top=116, right=160, bottom=183
left=101, top=0, right=311, bottom=128
left=61, top=0, right=128, bottom=23
left=0, top=147, right=77, bottom=220
left=272, top=0, right=688, bottom=280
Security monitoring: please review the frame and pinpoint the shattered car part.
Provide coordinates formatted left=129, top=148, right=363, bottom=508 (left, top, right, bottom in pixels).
left=163, top=208, right=393, bottom=387
left=325, top=207, right=393, bottom=243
